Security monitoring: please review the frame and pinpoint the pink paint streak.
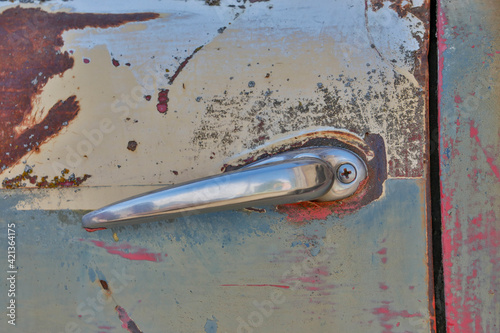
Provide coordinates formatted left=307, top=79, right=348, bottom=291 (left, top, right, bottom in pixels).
left=372, top=305, right=423, bottom=333
left=80, top=239, right=166, bottom=262
left=470, top=121, right=500, bottom=181
left=221, top=284, right=290, bottom=289
left=379, top=283, right=389, bottom=290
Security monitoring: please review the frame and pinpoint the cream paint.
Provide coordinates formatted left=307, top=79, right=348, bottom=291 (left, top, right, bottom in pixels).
left=1, top=0, right=427, bottom=210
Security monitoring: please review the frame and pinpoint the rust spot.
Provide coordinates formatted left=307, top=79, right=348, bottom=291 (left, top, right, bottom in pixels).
left=253, top=135, right=269, bottom=143
left=2, top=165, right=91, bottom=189
left=223, top=130, right=375, bottom=173
left=369, top=0, right=429, bottom=89
left=100, top=279, right=109, bottom=291
left=127, top=140, right=138, bottom=152
left=244, top=207, right=266, bottom=213
left=0, top=7, right=159, bottom=175
left=205, top=0, right=221, bottom=5
left=410, top=2, right=430, bottom=91
left=369, top=0, right=412, bottom=17
left=222, top=131, right=387, bottom=223
left=276, top=133, right=387, bottom=223
left=367, top=1, right=429, bottom=89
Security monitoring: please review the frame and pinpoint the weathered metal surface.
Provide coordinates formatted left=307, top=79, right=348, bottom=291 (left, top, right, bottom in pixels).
left=1, top=179, right=431, bottom=332
left=438, top=0, right=500, bottom=331
left=0, top=0, right=431, bottom=332
left=1, top=0, right=429, bottom=197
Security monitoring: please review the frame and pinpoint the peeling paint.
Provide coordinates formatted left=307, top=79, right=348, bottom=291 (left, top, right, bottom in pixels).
left=1, top=165, right=90, bottom=189
left=0, top=7, right=159, bottom=175
left=439, top=0, right=500, bottom=331
left=115, top=305, right=143, bottom=333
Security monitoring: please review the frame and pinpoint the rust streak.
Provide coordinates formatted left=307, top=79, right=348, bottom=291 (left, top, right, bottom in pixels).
left=366, top=0, right=430, bottom=89
left=168, top=45, right=203, bottom=85
left=222, top=131, right=387, bottom=222
left=276, top=133, right=387, bottom=223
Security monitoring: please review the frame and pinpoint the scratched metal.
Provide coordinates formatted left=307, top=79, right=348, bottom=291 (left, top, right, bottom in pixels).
left=438, top=0, right=500, bottom=331
left=0, top=0, right=432, bottom=332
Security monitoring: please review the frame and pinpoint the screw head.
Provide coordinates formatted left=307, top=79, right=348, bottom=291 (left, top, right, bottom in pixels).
left=337, top=163, right=357, bottom=184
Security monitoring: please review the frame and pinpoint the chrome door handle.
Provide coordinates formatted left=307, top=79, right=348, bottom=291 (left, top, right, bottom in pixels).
left=82, top=147, right=366, bottom=229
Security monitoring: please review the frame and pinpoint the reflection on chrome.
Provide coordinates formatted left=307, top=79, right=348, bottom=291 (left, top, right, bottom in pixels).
left=82, top=147, right=366, bottom=228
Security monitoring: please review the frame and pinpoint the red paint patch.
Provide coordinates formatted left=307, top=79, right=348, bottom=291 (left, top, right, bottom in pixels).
left=454, top=94, right=463, bottom=104
left=83, top=58, right=90, bottom=64
left=379, top=283, right=389, bottom=290
left=85, top=227, right=107, bottom=232
left=81, top=239, right=166, bottom=262
left=275, top=134, right=387, bottom=222
left=372, top=305, right=423, bottom=333
left=112, top=58, right=120, bottom=67
left=156, top=89, right=169, bottom=113
left=469, top=120, right=500, bottom=181
left=156, top=104, right=167, bottom=113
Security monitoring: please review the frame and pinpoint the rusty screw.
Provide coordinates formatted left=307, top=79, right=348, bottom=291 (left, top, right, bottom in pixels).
left=337, top=163, right=357, bottom=184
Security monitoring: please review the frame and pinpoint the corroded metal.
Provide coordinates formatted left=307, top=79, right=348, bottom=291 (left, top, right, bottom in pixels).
left=0, top=1, right=431, bottom=332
